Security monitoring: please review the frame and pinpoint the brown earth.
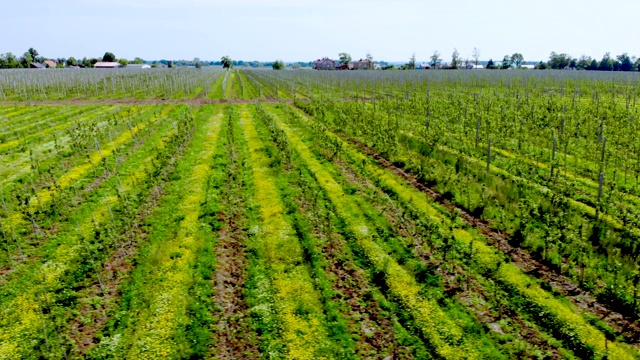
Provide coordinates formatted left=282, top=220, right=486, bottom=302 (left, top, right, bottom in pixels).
left=345, top=136, right=640, bottom=344
left=210, top=118, right=259, bottom=359
left=336, top=157, right=564, bottom=358
left=0, top=98, right=293, bottom=107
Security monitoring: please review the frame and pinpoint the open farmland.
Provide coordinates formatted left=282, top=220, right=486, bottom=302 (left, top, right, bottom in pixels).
left=2, top=68, right=640, bottom=359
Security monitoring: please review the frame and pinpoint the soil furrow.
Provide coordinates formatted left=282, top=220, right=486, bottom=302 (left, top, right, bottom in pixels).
left=345, top=134, right=640, bottom=344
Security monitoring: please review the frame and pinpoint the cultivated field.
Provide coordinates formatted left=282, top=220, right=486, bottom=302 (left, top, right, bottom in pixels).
left=1, top=68, right=640, bottom=359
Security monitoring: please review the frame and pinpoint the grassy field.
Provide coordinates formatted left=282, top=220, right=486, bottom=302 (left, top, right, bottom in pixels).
left=1, top=68, right=640, bottom=359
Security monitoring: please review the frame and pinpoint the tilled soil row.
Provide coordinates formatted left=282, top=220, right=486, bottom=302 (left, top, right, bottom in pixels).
left=344, top=135, right=640, bottom=344
left=0, top=99, right=293, bottom=106
left=337, top=159, right=564, bottom=358
left=211, top=128, right=260, bottom=359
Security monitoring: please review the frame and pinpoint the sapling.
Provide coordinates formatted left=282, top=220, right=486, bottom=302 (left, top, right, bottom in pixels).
left=0, top=219, right=14, bottom=268
left=550, top=135, right=557, bottom=179
left=475, top=118, right=480, bottom=150
left=633, top=270, right=640, bottom=320
left=35, top=272, right=50, bottom=353
left=79, top=223, right=107, bottom=295
left=466, top=237, right=475, bottom=292
left=104, top=195, right=124, bottom=255
left=487, top=138, right=492, bottom=173
left=599, top=136, right=607, bottom=176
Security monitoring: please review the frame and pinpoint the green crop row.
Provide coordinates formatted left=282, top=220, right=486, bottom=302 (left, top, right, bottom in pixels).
left=284, top=104, right=639, bottom=359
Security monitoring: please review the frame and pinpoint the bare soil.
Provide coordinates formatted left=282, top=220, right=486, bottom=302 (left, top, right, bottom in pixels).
left=69, top=184, right=164, bottom=354
left=346, top=136, right=640, bottom=344
left=210, top=123, right=259, bottom=359
left=337, top=158, right=564, bottom=358
left=212, top=210, right=259, bottom=359
left=0, top=98, right=293, bottom=107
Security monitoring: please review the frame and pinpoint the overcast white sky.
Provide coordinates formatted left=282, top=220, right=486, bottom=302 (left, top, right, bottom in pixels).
left=2, top=0, right=638, bottom=63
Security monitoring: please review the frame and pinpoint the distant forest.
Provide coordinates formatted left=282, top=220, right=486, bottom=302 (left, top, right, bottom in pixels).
left=0, top=48, right=313, bottom=69
left=2, top=47, right=640, bottom=71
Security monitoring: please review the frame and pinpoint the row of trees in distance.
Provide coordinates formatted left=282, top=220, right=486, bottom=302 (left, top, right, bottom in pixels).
left=4, top=47, right=640, bottom=72
left=0, top=48, right=308, bottom=70
left=400, top=49, right=640, bottom=71
left=0, top=48, right=146, bottom=69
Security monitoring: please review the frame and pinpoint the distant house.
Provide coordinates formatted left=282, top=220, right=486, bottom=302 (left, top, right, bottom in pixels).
left=94, top=62, right=123, bottom=69
left=30, top=62, right=46, bottom=69
left=520, top=64, right=535, bottom=69
left=336, top=63, right=349, bottom=70
left=466, top=64, right=484, bottom=70
left=353, top=59, right=373, bottom=70
left=417, top=63, right=431, bottom=70
left=127, top=64, right=151, bottom=69
left=312, top=58, right=336, bottom=70
left=44, top=60, right=57, bottom=68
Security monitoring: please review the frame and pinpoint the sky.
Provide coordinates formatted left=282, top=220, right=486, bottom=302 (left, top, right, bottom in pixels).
left=1, top=0, right=638, bottom=63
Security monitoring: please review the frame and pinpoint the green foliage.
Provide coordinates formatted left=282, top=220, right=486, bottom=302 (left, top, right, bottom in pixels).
left=338, top=52, right=352, bottom=65
left=408, top=52, right=417, bottom=70
left=450, top=49, right=460, bottom=69
left=430, top=51, right=441, bottom=67
left=500, top=55, right=512, bottom=69
left=599, top=52, right=614, bottom=71
left=548, top=52, right=575, bottom=69
left=272, top=60, right=285, bottom=70
left=510, top=53, right=524, bottom=68
left=616, top=53, right=634, bottom=71
left=102, top=52, right=116, bottom=62
left=0, top=52, right=20, bottom=68
left=27, top=47, right=39, bottom=60
left=20, top=51, right=33, bottom=68
left=221, top=55, right=233, bottom=69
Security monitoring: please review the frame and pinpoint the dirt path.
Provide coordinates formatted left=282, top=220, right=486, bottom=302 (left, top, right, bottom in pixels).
left=210, top=112, right=259, bottom=359
left=0, top=98, right=292, bottom=107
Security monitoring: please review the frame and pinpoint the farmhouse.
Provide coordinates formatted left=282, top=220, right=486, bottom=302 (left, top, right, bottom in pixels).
left=29, top=62, right=46, bottom=69
left=313, top=57, right=378, bottom=70
left=44, top=60, right=57, bottom=68
left=353, top=59, right=373, bottom=70
left=336, top=63, right=355, bottom=70
left=312, top=58, right=336, bottom=70
left=94, top=62, right=123, bottom=69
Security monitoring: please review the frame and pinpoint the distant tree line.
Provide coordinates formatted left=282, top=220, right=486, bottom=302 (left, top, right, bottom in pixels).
left=0, top=48, right=145, bottom=69
left=0, top=48, right=315, bottom=69
left=350, top=48, right=640, bottom=72
left=8, top=46, right=637, bottom=72
left=533, top=52, right=640, bottom=71
left=432, top=49, right=640, bottom=71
